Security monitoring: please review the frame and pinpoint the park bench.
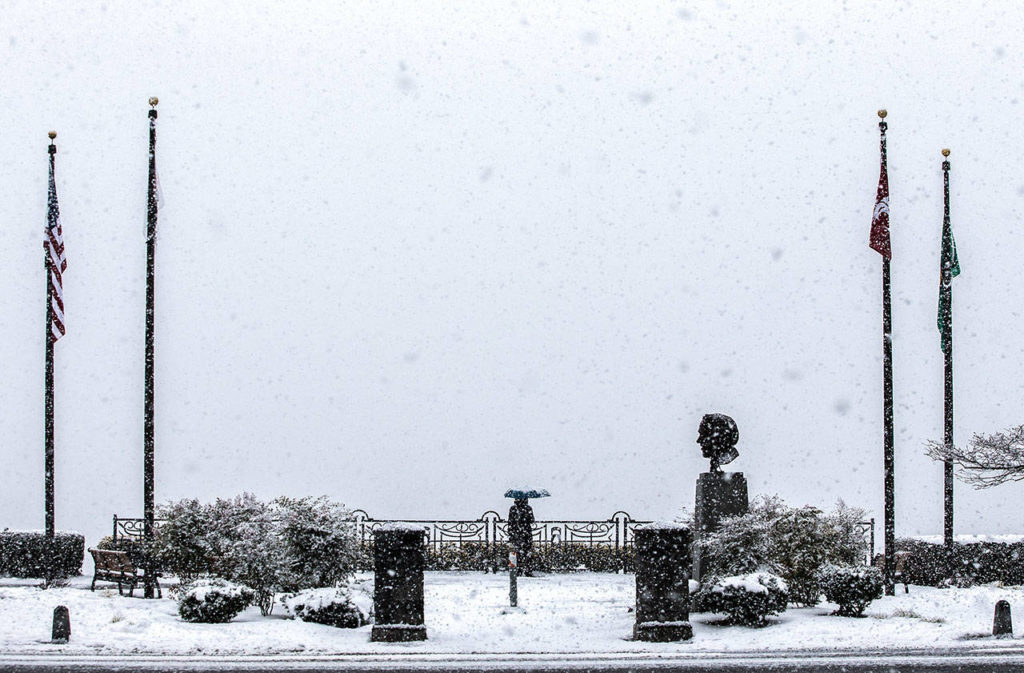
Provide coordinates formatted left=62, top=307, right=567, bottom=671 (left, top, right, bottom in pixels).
left=88, top=548, right=161, bottom=598
left=873, top=551, right=911, bottom=593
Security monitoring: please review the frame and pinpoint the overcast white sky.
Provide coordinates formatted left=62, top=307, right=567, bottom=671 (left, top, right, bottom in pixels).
left=3, top=1, right=1024, bottom=549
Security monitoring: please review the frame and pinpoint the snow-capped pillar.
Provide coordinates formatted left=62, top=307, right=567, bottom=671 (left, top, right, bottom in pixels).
left=633, top=523, right=693, bottom=642
left=692, top=471, right=748, bottom=581
left=370, top=525, right=428, bottom=642
left=994, top=600, right=1013, bottom=637
left=51, top=605, right=70, bottom=643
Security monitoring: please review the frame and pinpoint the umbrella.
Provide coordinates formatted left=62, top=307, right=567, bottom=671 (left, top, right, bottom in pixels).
left=504, top=488, right=551, bottom=499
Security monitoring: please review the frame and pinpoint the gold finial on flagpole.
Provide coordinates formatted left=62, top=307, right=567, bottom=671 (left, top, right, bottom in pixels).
left=48, top=131, right=57, bottom=140
left=878, top=109, right=887, bottom=119
left=149, top=97, right=159, bottom=108
left=942, top=148, right=950, bottom=157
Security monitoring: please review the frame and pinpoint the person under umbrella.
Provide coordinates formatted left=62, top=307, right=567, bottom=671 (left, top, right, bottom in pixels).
left=504, top=488, right=549, bottom=577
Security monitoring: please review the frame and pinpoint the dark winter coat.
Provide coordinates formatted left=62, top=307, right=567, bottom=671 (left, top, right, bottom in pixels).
left=507, top=502, right=535, bottom=548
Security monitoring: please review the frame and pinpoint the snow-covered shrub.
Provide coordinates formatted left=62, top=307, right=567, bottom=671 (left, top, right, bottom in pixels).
left=274, top=496, right=360, bottom=591
left=151, top=498, right=221, bottom=584
left=280, top=587, right=371, bottom=628
left=699, top=496, right=868, bottom=606
left=817, top=564, right=883, bottom=616
left=177, top=578, right=254, bottom=623
left=693, top=572, right=789, bottom=625
left=770, top=506, right=841, bottom=606
left=697, top=497, right=779, bottom=576
left=209, top=494, right=283, bottom=616
left=826, top=501, right=873, bottom=566
left=0, top=531, right=84, bottom=582
left=155, top=493, right=359, bottom=616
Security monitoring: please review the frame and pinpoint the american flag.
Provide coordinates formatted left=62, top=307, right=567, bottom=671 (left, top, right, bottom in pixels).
left=870, top=123, right=891, bottom=259
left=45, top=151, right=66, bottom=342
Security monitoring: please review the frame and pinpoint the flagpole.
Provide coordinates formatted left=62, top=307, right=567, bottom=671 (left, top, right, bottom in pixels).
left=44, top=131, right=57, bottom=540
left=878, top=109, right=896, bottom=597
left=941, top=148, right=954, bottom=548
left=144, top=97, right=159, bottom=598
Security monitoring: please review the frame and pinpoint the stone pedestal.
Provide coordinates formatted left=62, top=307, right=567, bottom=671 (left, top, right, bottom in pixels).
left=692, top=472, right=748, bottom=582
left=994, top=600, right=1013, bottom=637
left=633, top=525, right=693, bottom=642
left=51, top=605, right=70, bottom=643
left=371, top=527, right=427, bottom=642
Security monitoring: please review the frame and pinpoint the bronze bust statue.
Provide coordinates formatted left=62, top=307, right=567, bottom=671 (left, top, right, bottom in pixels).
left=697, top=413, right=739, bottom=472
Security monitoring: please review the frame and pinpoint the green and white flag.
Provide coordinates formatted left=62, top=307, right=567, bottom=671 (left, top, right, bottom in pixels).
left=937, top=208, right=960, bottom=353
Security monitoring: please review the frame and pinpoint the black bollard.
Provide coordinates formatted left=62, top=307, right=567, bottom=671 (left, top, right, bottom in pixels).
left=634, top=524, right=693, bottom=642
left=371, top=526, right=427, bottom=642
left=509, top=551, right=518, bottom=608
left=993, top=600, right=1013, bottom=637
left=51, top=605, right=70, bottom=643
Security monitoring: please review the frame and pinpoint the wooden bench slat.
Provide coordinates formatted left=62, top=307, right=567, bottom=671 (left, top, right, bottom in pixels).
left=88, top=548, right=160, bottom=598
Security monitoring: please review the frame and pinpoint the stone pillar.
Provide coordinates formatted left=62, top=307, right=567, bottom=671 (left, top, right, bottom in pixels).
left=371, top=526, right=427, bottom=642
left=51, top=605, right=70, bottom=643
left=994, top=600, right=1013, bottom=637
left=633, top=524, right=693, bottom=642
left=692, top=471, right=748, bottom=582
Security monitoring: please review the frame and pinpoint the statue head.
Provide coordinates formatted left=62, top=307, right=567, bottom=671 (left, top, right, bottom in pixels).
left=697, top=413, right=739, bottom=472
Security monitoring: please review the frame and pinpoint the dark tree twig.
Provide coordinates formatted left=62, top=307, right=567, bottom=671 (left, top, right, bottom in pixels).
left=925, top=425, right=1024, bottom=488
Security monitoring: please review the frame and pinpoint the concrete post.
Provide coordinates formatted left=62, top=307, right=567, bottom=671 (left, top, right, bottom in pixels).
left=634, top=524, right=693, bottom=642
left=51, top=605, right=70, bottom=643
left=994, top=600, right=1013, bottom=637
left=371, top=526, right=427, bottom=642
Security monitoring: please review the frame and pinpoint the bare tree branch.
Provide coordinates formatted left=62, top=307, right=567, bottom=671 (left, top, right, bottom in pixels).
left=924, top=425, right=1024, bottom=488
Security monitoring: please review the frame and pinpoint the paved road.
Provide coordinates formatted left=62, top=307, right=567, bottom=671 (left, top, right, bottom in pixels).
left=3, top=649, right=1024, bottom=672
left=3, top=663, right=1022, bottom=672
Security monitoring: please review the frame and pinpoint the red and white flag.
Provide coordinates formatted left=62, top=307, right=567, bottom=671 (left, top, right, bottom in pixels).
left=870, top=138, right=891, bottom=259
left=45, top=156, right=66, bottom=342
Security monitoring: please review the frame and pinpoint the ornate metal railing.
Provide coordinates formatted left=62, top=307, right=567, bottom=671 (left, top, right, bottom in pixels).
left=112, top=511, right=649, bottom=548
left=350, top=509, right=647, bottom=551
left=349, top=510, right=650, bottom=572
left=112, top=511, right=649, bottom=570
left=112, top=515, right=153, bottom=541
left=112, top=512, right=876, bottom=567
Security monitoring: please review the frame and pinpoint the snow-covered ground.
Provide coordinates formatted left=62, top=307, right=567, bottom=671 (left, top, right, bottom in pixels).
left=912, top=534, right=1024, bottom=545
left=0, top=572, right=1020, bottom=657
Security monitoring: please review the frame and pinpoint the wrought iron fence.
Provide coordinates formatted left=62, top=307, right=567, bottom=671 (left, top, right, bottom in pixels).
left=111, top=512, right=876, bottom=568
left=351, top=509, right=647, bottom=551
left=111, top=516, right=152, bottom=541
left=350, top=509, right=649, bottom=571
left=111, top=510, right=650, bottom=571
left=111, top=510, right=649, bottom=548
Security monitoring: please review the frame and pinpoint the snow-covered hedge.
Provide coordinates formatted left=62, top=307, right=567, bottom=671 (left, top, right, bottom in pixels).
left=424, top=542, right=495, bottom=571
left=535, top=543, right=631, bottom=573
left=422, top=542, right=632, bottom=573
left=0, top=531, right=84, bottom=582
left=817, top=564, right=883, bottom=617
left=894, top=539, right=1024, bottom=587
left=177, top=578, right=255, bottom=623
left=280, top=586, right=371, bottom=628
left=154, top=494, right=360, bottom=615
left=693, top=572, right=789, bottom=625
left=698, top=496, right=868, bottom=606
